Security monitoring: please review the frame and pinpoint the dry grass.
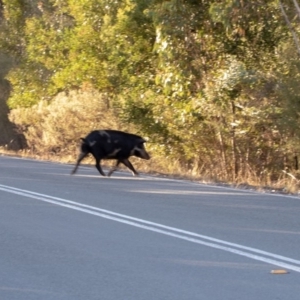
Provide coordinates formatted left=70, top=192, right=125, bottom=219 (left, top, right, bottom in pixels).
left=1, top=145, right=300, bottom=196
left=2, top=87, right=300, bottom=195
left=9, top=88, right=126, bottom=156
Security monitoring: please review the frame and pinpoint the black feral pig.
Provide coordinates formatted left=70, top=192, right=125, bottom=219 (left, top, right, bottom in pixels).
left=71, top=130, right=150, bottom=177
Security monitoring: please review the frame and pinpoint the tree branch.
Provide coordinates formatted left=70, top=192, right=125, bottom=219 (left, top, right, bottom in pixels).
left=279, top=0, right=300, bottom=55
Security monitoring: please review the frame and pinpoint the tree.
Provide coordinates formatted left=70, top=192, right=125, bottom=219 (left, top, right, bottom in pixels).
left=2, top=0, right=300, bottom=185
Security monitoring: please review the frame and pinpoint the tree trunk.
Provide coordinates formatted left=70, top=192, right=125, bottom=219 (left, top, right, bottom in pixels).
left=231, top=100, right=238, bottom=180
left=0, top=79, right=27, bottom=150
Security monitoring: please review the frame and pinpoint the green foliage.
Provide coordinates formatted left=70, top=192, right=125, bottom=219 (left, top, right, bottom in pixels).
left=9, top=88, right=122, bottom=154
left=2, top=0, right=300, bottom=184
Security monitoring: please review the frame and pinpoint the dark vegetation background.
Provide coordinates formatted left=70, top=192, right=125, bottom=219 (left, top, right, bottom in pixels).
left=1, top=0, right=300, bottom=191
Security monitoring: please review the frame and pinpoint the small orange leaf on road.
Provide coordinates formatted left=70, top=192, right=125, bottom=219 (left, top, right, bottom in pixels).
left=270, top=269, right=289, bottom=274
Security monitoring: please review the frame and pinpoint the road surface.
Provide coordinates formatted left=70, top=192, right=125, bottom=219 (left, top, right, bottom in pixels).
left=0, top=155, right=300, bottom=299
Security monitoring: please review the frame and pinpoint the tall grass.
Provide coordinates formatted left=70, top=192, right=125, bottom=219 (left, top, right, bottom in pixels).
left=5, top=87, right=300, bottom=194
left=9, top=88, right=124, bottom=157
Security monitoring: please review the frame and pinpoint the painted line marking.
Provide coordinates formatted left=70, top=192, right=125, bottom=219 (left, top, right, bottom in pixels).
left=1, top=183, right=300, bottom=273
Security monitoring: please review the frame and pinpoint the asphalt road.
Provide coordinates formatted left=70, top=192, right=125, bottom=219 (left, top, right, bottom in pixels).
left=0, top=155, right=300, bottom=300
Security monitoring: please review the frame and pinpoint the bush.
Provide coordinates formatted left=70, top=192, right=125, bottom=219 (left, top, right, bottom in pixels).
left=9, top=88, right=123, bottom=157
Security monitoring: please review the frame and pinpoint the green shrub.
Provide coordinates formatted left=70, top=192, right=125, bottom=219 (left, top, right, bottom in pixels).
left=9, top=88, right=123, bottom=156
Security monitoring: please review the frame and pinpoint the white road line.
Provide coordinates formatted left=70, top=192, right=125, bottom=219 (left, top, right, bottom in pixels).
left=3, top=154, right=300, bottom=200
left=1, top=183, right=300, bottom=272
